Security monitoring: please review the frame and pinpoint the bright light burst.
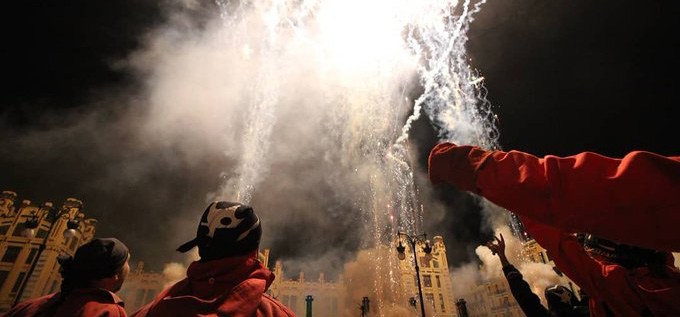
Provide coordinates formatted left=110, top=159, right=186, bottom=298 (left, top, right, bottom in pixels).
left=205, top=0, right=496, bottom=313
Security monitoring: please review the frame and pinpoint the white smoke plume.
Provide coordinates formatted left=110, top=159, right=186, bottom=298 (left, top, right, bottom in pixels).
left=452, top=223, right=562, bottom=305
left=342, top=248, right=412, bottom=317
left=9, top=0, right=498, bottom=311
left=161, top=248, right=200, bottom=288
left=124, top=0, right=496, bottom=294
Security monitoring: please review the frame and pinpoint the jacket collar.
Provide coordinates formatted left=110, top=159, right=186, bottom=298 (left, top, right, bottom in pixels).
left=64, top=288, right=125, bottom=306
left=184, top=251, right=274, bottom=298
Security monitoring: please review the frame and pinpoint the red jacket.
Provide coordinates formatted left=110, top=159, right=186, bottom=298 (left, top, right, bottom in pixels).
left=428, top=143, right=680, bottom=251
left=131, top=252, right=295, bottom=317
left=520, top=216, right=680, bottom=316
left=3, top=288, right=126, bottom=317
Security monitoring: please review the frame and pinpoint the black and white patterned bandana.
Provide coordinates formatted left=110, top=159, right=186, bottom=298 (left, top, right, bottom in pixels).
left=177, top=201, right=261, bottom=260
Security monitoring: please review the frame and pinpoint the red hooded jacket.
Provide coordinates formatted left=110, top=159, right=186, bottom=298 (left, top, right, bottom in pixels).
left=3, top=288, right=127, bottom=317
left=131, top=252, right=295, bottom=317
left=428, top=143, right=680, bottom=251
left=520, top=216, right=680, bottom=316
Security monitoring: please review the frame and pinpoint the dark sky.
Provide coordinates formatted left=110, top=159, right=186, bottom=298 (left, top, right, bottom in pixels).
left=1, top=0, right=678, bottom=271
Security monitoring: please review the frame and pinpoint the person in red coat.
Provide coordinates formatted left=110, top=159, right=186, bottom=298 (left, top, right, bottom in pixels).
left=4, top=238, right=130, bottom=317
left=131, top=202, right=295, bottom=317
left=428, top=143, right=680, bottom=252
left=520, top=216, right=680, bottom=316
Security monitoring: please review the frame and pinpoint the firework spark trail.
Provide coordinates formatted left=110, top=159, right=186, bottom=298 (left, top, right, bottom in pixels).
left=207, top=0, right=496, bottom=312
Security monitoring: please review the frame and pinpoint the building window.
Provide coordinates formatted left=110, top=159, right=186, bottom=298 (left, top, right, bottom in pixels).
left=435, top=275, right=441, bottom=288
left=11, top=272, right=27, bottom=293
left=36, top=229, right=49, bottom=239
left=423, top=275, right=432, bottom=287
left=539, top=252, right=546, bottom=264
left=2, top=246, right=22, bottom=263
left=331, top=297, right=338, bottom=313
left=11, top=223, right=27, bottom=237
left=290, top=295, right=297, bottom=311
left=25, top=248, right=38, bottom=265
left=69, top=237, right=79, bottom=251
left=426, top=293, right=435, bottom=309
left=433, top=260, right=439, bottom=268
left=0, top=271, right=9, bottom=289
left=135, top=289, right=146, bottom=308
left=439, top=293, right=445, bottom=312
left=147, top=289, right=158, bottom=301
left=0, top=225, right=9, bottom=235
left=420, top=257, right=430, bottom=268
left=49, top=279, right=59, bottom=293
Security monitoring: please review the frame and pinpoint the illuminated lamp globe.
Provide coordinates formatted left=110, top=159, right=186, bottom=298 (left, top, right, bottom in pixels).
left=422, top=240, right=433, bottom=254
left=21, top=228, right=36, bottom=238
left=396, top=242, right=406, bottom=260
left=63, top=228, right=78, bottom=239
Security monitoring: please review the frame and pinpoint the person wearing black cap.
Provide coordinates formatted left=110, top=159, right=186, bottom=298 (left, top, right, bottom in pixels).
left=5, top=238, right=130, bottom=317
left=131, top=201, right=295, bottom=317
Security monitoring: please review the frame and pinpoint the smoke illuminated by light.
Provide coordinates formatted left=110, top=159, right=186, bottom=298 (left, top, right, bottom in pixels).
left=142, top=0, right=496, bottom=313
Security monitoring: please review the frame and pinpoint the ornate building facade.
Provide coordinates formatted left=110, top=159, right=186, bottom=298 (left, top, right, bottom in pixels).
left=118, top=261, right=165, bottom=313
left=397, top=235, right=458, bottom=317
left=457, top=276, right=523, bottom=317
left=0, top=190, right=97, bottom=311
left=268, top=261, right=346, bottom=317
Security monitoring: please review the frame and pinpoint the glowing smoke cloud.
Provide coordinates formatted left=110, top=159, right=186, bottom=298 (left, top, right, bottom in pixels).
left=153, top=0, right=498, bottom=313
left=215, top=0, right=497, bottom=202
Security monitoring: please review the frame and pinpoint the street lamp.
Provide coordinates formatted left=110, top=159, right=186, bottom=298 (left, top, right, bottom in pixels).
left=63, top=218, right=81, bottom=239
left=305, top=295, right=314, bottom=317
left=20, top=212, right=39, bottom=238
left=360, top=296, right=370, bottom=317
left=13, top=202, right=83, bottom=307
left=396, top=231, right=432, bottom=317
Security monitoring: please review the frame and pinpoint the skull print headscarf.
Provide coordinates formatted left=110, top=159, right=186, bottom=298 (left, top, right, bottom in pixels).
left=177, top=201, right=262, bottom=260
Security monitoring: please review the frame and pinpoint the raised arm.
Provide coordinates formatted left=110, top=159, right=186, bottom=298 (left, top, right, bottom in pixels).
left=428, top=143, right=680, bottom=251
left=486, top=234, right=550, bottom=317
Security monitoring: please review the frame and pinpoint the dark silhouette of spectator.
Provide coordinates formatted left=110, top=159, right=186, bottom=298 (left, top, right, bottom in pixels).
left=485, top=233, right=588, bottom=316
left=5, top=238, right=130, bottom=317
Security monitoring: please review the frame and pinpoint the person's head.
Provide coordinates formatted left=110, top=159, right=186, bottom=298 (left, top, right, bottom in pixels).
left=582, top=234, right=668, bottom=269
left=58, top=238, right=130, bottom=293
left=177, top=201, right=261, bottom=261
left=544, top=285, right=578, bottom=316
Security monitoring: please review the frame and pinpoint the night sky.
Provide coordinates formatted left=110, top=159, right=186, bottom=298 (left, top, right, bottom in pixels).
left=1, top=1, right=678, bottom=272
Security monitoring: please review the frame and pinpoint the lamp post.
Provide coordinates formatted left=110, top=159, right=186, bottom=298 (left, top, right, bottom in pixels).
left=305, top=295, right=314, bottom=317
left=396, top=231, right=432, bottom=317
left=13, top=203, right=82, bottom=307
left=360, top=296, right=370, bottom=317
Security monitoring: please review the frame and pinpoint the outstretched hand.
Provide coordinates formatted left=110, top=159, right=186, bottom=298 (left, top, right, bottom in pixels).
left=486, top=233, right=510, bottom=266
left=486, top=233, right=506, bottom=255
